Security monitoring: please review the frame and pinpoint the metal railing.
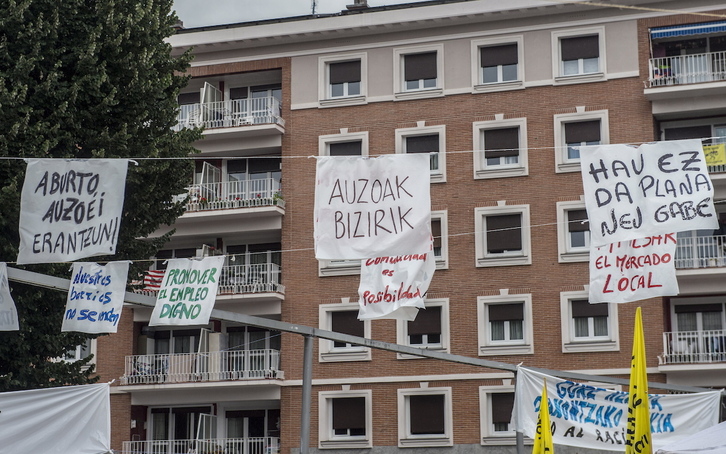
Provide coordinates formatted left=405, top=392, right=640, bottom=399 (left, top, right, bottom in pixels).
left=174, top=97, right=284, bottom=131
left=218, top=262, right=283, bottom=295
left=121, top=349, right=281, bottom=385
left=184, top=178, right=283, bottom=213
left=660, top=330, right=726, bottom=364
left=649, top=51, right=726, bottom=87
left=122, top=437, right=280, bottom=454
left=674, top=234, right=726, bottom=269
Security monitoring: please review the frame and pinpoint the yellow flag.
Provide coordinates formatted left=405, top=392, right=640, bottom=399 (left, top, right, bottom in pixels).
left=703, top=143, right=726, bottom=166
left=626, top=307, right=652, bottom=454
left=533, top=379, right=554, bottom=454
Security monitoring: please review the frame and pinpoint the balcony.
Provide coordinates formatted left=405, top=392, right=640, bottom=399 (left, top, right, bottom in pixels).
left=121, top=349, right=281, bottom=385
left=183, top=178, right=283, bottom=213
left=174, top=97, right=284, bottom=132
left=674, top=234, right=726, bottom=270
left=648, top=51, right=726, bottom=88
left=122, top=437, right=279, bottom=454
left=659, top=330, right=726, bottom=365
left=219, top=261, right=284, bottom=295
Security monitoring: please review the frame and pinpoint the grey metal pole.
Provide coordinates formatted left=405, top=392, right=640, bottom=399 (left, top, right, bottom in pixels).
left=516, top=431, right=525, bottom=454
left=300, top=334, right=313, bottom=454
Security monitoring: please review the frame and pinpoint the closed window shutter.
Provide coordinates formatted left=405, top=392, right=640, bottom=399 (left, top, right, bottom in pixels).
left=486, top=214, right=522, bottom=252
left=480, top=44, right=518, bottom=67
left=664, top=125, right=712, bottom=141
left=561, top=35, right=599, bottom=60
left=568, top=209, right=589, bottom=233
left=488, top=303, right=524, bottom=322
left=571, top=300, right=609, bottom=317
left=406, top=134, right=439, bottom=153
left=408, top=306, right=441, bottom=336
left=330, top=61, right=361, bottom=84
left=675, top=304, right=723, bottom=313
left=484, top=128, right=519, bottom=158
left=332, top=397, right=366, bottom=431
left=332, top=311, right=364, bottom=337
left=409, top=394, right=445, bottom=434
left=404, top=52, right=437, bottom=81
left=178, top=92, right=200, bottom=105
left=565, top=120, right=601, bottom=143
left=432, top=219, right=442, bottom=251
left=491, top=393, right=515, bottom=424
left=329, top=141, right=362, bottom=156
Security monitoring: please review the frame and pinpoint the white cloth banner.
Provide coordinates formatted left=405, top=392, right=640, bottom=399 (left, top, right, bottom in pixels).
left=17, top=159, right=129, bottom=264
left=149, top=256, right=224, bottom=326
left=513, top=367, right=721, bottom=452
left=314, top=154, right=432, bottom=259
left=589, top=234, right=679, bottom=303
left=61, top=261, right=130, bottom=333
left=0, top=383, right=111, bottom=454
left=357, top=252, right=435, bottom=320
left=580, top=139, right=718, bottom=247
left=0, top=263, right=19, bottom=331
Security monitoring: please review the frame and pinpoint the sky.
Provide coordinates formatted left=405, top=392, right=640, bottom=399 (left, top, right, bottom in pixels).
left=172, top=0, right=432, bottom=28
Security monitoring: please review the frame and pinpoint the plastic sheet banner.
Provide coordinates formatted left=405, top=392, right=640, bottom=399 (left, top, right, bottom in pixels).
left=0, top=263, right=19, bottom=331
left=149, top=256, right=224, bottom=326
left=513, top=367, right=721, bottom=452
left=589, top=234, right=678, bottom=303
left=17, top=159, right=129, bottom=264
left=0, top=383, right=111, bottom=454
left=314, top=154, right=432, bottom=260
left=580, top=139, right=718, bottom=248
left=61, top=261, right=130, bottom=333
left=357, top=252, right=435, bottom=320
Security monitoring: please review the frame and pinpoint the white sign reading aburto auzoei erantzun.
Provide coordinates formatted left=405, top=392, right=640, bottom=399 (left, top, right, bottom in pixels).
left=580, top=139, right=718, bottom=248
left=314, top=154, right=432, bottom=260
left=17, top=159, right=129, bottom=264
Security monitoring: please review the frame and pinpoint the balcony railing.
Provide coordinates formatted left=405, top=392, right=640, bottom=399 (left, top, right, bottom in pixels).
left=674, top=234, right=726, bottom=269
left=183, top=178, right=283, bottom=213
left=219, top=262, right=283, bottom=295
left=122, top=437, right=280, bottom=454
left=649, top=51, right=726, bottom=87
left=174, top=97, right=284, bottom=131
left=121, top=349, right=281, bottom=385
left=660, top=330, right=726, bottom=365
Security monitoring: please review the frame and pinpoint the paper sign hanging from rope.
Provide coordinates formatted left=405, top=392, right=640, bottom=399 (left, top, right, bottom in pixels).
left=314, top=154, right=432, bottom=260
left=0, top=263, right=19, bottom=331
left=61, top=261, right=130, bottom=333
left=589, top=234, right=678, bottom=303
left=149, top=256, right=224, bottom=326
left=358, top=252, right=435, bottom=321
left=703, top=143, right=726, bottom=166
left=17, top=159, right=129, bottom=264
left=580, top=139, right=718, bottom=248
left=513, top=367, right=721, bottom=452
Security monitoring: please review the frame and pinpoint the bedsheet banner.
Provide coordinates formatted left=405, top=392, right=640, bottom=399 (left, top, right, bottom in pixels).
left=0, top=383, right=111, bottom=454
left=513, top=367, right=721, bottom=451
left=0, top=263, right=19, bottom=331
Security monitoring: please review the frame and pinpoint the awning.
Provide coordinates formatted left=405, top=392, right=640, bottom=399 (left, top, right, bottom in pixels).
left=651, top=21, right=726, bottom=39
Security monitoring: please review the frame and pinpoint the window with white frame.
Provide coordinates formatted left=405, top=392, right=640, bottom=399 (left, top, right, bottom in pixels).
left=395, top=124, right=446, bottom=183
left=661, top=117, right=726, bottom=146
left=319, top=130, right=369, bottom=157
left=475, top=204, right=531, bottom=267
left=318, top=53, right=367, bottom=106
left=319, top=390, right=372, bottom=448
left=553, top=29, right=605, bottom=81
left=397, top=299, right=449, bottom=358
left=557, top=200, right=590, bottom=263
left=398, top=387, right=453, bottom=447
left=481, top=44, right=518, bottom=84
left=64, top=338, right=95, bottom=363
left=319, top=302, right=371, bottom=362
left=329, top=61, right=361, bottom=98
left=560, top=290, right=619, bottom=353
left=394, top=45, right=444, bottom=99
left=554, top=109, right=609, bottom=173
left=479, top=386, right=516, bottom=444
left=404, top=52, right=437, bottom=90
left=477, top=293, right=534, bottom=356
left=473, top=117, right=528, bottom=179
left=431, top=210, right=448, bottom=269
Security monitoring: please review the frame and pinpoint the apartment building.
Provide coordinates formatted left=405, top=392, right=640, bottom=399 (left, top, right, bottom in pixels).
left=93, top=1, right=726, bottom=453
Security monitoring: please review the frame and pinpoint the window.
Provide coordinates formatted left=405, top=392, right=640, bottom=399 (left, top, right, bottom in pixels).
left=475, top=204, right=531, bottom=267
left=319, top=390, right=372, bottom=448
left=481, top=44, right=518, bottom=84
left=553, top=28, right=605, bottom=82
left=154, top=248, right=197, bottom=270
left=329, top=141, right=362, bottom=156
left=395, top=123, right=446, bottom=183
left=394, top=45, right=444, bottom=99
left=554, top=109, right=609, bottom=173
left=480, top=386, right=517, bottom=444
left=329, top=61, right=361, bottom=98
left=319, top=302, right=371, bottom=362
left=319, top=53, right=367, bottom=106
left=473, top=117, right=528, bottom=179
left=477, top=292, right=534, bottom=356
left=557, top=199, right=590, bottom=263
left=64, top=338, right=95, bottom=363
left=431, top=210, right=449, bottom=269
left=397, top=387, right=453, bottom=447
left=319, top=130, right=369, bottom=157
left=560, top=290, right=619, bottom=352
left=396, top=299, right=449, bottom=358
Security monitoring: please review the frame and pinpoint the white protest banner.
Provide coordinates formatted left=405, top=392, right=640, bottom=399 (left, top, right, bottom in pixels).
left=580, top=139, right=718, bottom=248
left=358, top=252, right=435, bottom=320
left=149, top=256, right=224, bottom=326
left=0, top=383, right=111, bottom=454
left=513, top=367, right=721, bottom=451
left=314, top=154, right=432, bottom=260
left=17, top=158, right=129, bottom=264
left=61, top=261, right=130, bottom=334
left=0, top=263, right=19, bottom=331
left=589, top=234, right=678, bottom=303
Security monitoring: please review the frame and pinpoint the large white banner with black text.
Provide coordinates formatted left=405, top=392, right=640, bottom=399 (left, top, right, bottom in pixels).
left=0, top=263, right=19, bottom=331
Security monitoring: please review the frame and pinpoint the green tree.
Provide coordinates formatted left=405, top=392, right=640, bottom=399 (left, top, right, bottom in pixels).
left=0, top=0, right=200, bottom=390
